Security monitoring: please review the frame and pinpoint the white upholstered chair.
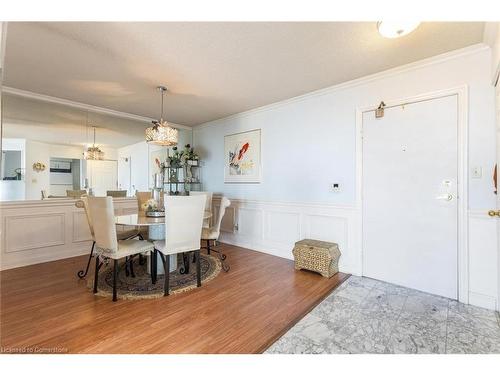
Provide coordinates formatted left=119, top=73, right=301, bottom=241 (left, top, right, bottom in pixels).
left=107, top=190, right=127, bottom=197
left=153, top=195, right=205, bottom=296
left=189, top=191, right=213, bottom=228
left=87, top=197, right=154, bottom=301
left=67, top=189, right=87, bottom=198
left=75, top=197, right=140, bottom=279
left=201, top=197, right=231, bottom=272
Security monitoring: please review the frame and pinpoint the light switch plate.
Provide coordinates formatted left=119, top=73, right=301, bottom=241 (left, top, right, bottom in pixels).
left=331, top=183, right=341, bottom=193
left=471, top=166, right=482, bottom=179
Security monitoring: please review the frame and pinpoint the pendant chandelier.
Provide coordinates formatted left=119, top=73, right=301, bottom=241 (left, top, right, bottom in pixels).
left=84, top=112, right=105, bottom=161
left=145, top=86, right=179, bottom=146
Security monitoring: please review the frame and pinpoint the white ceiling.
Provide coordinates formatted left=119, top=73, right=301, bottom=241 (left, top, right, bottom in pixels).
left=4, top=22, right=485, bottom=126
left=2, top=94, right=154, bottom=147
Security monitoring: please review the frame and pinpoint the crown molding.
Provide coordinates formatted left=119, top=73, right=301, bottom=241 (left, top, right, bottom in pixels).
left=194, top=43, right=489, bottom=130
left=1, top=86, right=191, bottom=130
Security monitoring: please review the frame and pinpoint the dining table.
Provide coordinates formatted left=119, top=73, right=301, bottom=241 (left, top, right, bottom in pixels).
left=115, top=212, right=212, bottom=276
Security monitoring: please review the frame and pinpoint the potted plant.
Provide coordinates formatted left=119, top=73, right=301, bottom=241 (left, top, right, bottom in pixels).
left=183, top=144, right=199, bottom=166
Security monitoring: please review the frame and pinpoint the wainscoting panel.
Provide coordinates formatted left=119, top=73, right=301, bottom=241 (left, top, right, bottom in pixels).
left=213, top=197, right=359, bottom=274
left=304, top=214, right=348, bottom=255
left=0, top=198, right=138, bottom=270
left=5, top=213, right=66, bottom=253
left=238, top=208, right=264, bottom=239
left=72, top=211, right=93, bottom=243
left=264, top=210, right=301, bottom=245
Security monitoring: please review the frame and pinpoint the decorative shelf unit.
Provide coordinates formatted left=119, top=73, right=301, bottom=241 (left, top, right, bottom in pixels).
left=163, top=164, right=202, bottom=195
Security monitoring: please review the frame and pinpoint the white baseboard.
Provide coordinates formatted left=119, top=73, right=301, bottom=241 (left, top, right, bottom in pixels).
left=468, top=291, right=498, bottom=311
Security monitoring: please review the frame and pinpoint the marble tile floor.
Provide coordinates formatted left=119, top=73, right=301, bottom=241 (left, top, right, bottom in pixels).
left=266, top=276, right=500, bottom=354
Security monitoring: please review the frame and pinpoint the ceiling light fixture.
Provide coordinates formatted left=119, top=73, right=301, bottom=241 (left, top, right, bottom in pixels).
left=84, top=111, right=105, bottom=161
left=145, top=86, right=179, bottom=146
left=85, top=127, right=105, bottom=160
left=377, top=21, right=421, bottom=39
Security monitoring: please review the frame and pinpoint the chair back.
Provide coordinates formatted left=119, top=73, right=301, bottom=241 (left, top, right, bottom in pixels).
left=107, top=190, right=127, bottom=197
left=189, top=191, right=213, bottom=213
left=212, top=197, right=231, bottom=238
left=163, top=195, right=205, bottom=255
left=76, top=197, right=95, bottom=240
left=67, top=189, right=87, bottom=198
left=87, top=197, right=118, bottom=252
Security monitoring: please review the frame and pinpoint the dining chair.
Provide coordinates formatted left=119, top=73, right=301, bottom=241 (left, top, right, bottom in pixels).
left=87, top=197, right=155, bottom=301
left=67, top=189, right=87, bottom=198
left=189, top=191, right=213, bottom=228
left=75, top=197, right=141, bottom=279
left=153, top=195, right=205, bottom=296
left=201, top=197, right=231, bottom=272
left=106, top=190, right=127, bottom=197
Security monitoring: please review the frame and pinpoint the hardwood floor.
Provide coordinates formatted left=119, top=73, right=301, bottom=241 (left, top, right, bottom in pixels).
left=0, top=244, right=349, bottom=353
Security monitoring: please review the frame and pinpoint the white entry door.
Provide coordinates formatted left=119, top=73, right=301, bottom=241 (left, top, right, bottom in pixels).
left=362, top=95, right=458, bottom=299
left=88, top=160, right=118, bottom=197
left=118, top=156, right=132, bottom=195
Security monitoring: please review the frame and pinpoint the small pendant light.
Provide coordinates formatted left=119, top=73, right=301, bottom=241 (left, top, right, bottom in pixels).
left=145, top=86, right=179, bottom=146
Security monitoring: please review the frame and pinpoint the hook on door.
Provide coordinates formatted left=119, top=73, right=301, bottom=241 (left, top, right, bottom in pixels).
left=375, top=101, right=386, bottom=118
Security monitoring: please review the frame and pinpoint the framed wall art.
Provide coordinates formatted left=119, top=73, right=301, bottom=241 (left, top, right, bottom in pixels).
left=224, top=129, right=261, bottom=183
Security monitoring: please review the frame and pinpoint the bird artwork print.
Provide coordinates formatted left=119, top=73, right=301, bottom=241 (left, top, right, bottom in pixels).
left=229, top=141, right=254, bottom=175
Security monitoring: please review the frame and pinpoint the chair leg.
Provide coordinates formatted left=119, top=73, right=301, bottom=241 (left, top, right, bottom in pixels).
left=93, top=255, right=100, bottom=293
left=77, top=241, right=95, bottom=279
left=112, top=259, right=118, bottom=302
left=151, top=250, right=158, bottom=284
left=206, top=240, right=211, bottom=255
left=157, top=252, right=170, bottom=296
left=139, top=253, right=145, bottom=265
left=196, top=250, right=201, bottom=287
left=125, top=256, right=130, bottom=277
left=150, top=251, right=154, bottom=284
left=166, top=254, right=170, bottom=296
left=129, top=256, right=135, bottom=278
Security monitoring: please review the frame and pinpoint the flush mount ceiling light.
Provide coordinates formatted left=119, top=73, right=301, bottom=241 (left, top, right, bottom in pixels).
left=145, top=86, right=179, bottom=146
left=377, top=21, right=421, bottom=38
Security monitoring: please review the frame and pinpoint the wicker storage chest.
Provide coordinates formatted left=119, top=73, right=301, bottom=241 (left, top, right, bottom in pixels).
left=292, top=239, right=341, bottom=278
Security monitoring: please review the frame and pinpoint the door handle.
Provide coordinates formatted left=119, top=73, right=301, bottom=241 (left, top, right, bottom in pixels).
left=488, top=210, right=500, bottom=217
left=436, top=194, right=453, bottom=201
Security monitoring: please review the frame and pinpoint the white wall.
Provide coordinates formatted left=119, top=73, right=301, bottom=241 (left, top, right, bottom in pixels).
left=195, top=46, right=495, bottom=209
left=194, top=45, right=498, bottom=310
left=23, top=140, right=118, bottom=200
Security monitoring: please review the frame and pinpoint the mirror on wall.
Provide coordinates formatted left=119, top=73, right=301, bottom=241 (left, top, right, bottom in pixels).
left=0, top=94, right=192, bottom=201
left=1, top=150, right=22, bottom=180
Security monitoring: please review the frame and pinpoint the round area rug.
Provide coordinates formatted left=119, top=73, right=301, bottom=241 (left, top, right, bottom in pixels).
left=88, top=253, right=221, bottom=300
